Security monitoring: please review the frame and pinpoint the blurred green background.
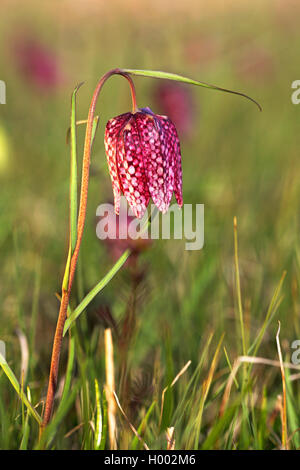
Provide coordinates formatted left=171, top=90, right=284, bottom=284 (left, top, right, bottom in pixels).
left=1, top=0, right=300, bottom=449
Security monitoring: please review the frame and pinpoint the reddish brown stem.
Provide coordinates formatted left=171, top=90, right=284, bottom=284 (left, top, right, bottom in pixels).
left=42, top=69, right=137, bottom=430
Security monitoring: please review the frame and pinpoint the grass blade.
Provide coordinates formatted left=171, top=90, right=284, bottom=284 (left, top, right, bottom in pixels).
left=69, top=83, right=83, bottom=253
left=285, top=368, right=300, bottom=449
left=100, top=390, right=108, bottom=450
left=248, top=271, right=286, bottom=357
left=114, top=391, right=149, bottom=450
left=233, top=216, right=246, bottom=357
left=94, top=379, right=102, bottom=449
left=105, top=328, right=117, bottom=450
left=276, top=322, right=288, bottom=449
left=0, top=352, right=42, bottom=425
left=201, top=405, right=238, bottom=450
left=130, top=401, right=156, bottom=450
left=63, top=249, right=131, bottom=335
left=37, top=381, right=80, bottom=449
left=19, top=387, right=32, bottom=449
left=193, top=334, right=224, bottom=449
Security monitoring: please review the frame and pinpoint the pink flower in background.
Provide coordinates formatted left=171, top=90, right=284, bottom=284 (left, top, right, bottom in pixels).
left=184, top=35, right=219, bottom=66
left=97, top=207, right=152, bottom=264
left=274, top=0, right=300, bottom=33
left=153, top=81, right=195, bottom=138
left=104, top=107, right=183, bottom=219
left=234, top=46, right=274, bottom=83
left=12, top=35, right=62, bottom=91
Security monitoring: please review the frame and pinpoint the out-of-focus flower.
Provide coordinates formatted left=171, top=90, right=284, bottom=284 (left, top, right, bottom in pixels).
left=12, top=35, right=62, bottom=91
left=97, top=205, right=152, bottom=264
left=274, top=0, right=300, bottom=33
left=184, top=35, right=219, bottom=66
left=153, top=81, right=195, bottom=138
left=104, top=108, right=182, bottom=219
left=234, top=46, right=274, bottom=83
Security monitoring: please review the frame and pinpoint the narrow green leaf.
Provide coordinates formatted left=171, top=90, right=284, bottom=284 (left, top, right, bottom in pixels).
left=19, top=417, right=30, bottom=450
left=257, top=387, right=268, bottom=449
left=80, top=363, right=91, bottom=449
left=172, top=332, right=214, bottom=426
left=201, top=405, right=238, bottom=450
left=248, top=271, right=286, bottom=356
left=63, top=249, right=131, bottom=335
left=29, top=257, right=42, bottom=369
left=223, top=346, right=239, bottom=389
left=70, top=83, right=83, bottom=254
left=91, top=115, right=100, bottom=146
left=37, top=381, right=80, bottom=449
left=285, top=368, right=300, bottom=449
left=94, top=379, right=102, bottom=449
left=122, top=68, right=262, bottom=111
left=160, top=333, right=174, bottom=431
left=233, top=217, right=246, bottom=358
left=100, top=389, right=108, bottom=450
left=130, top=401, right=156, bottom=450
left=62, top=245, right=71, bottom=292
left=0, top=352, right=42, bottom=425
left=193, top=334, right=224, bottom=449
left=20, top=387, right=32, bottom=450
left=61, top=83, right=82, bottom=292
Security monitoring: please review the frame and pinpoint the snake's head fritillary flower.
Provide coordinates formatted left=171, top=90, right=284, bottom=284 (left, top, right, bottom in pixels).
left=104, top=107, right=183, bottom=219
left=12, top=35, right=62, bottom=91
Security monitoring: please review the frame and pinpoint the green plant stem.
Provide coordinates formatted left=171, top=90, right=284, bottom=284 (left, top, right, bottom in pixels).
left=233, top=217, right=246, bottom=357
left=42, top=69, right=137, bottom=430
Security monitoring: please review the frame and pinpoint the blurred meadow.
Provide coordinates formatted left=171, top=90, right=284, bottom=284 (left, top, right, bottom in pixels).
left=1, top=0, right=300, bottom=450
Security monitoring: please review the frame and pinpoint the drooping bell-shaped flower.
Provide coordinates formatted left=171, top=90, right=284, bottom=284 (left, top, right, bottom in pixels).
left=104, top=107, right=183, bottom=219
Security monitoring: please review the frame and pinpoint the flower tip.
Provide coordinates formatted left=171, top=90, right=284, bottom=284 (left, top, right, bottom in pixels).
left=160, top=205, right=169, bottom=215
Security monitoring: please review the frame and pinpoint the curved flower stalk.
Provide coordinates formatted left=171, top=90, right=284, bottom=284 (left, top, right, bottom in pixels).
left=42, top=68, right=261, bottom=431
